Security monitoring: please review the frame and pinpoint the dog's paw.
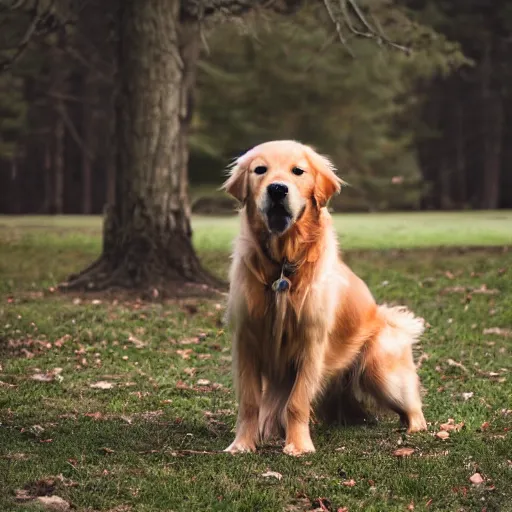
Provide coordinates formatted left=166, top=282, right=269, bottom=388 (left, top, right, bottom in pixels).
left=406, top=414, right=427, bottom=433
left=283, top=442, right=316, bottom=457
left=224, top=440, right=256, bottom=454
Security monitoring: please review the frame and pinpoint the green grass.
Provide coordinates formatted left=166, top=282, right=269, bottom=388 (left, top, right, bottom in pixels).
left=1, top=210, right=511, bottom=250
left=1, top=213, right=512, bottom=512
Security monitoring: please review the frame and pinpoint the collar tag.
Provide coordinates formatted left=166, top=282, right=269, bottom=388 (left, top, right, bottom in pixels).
left=272, top=276, right=291, bottom=293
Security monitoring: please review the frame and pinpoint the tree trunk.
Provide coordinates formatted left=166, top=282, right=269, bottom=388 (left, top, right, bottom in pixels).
left=42, top=142, right=53, bottom=213
left=63, top=0, right=220, bottom=294
left=51, top=31, right=67, bottom=214
left=480, top=38, right=503, bottom=210
left=82, top=72, right=95, bottom=215
left=106, top=153, right=116, bottom=207
left=454, top=97, right=466, bottom=207
left=481, top=94, right=503, bottom=209
left=54, top=110, right=65, bottom=214
left=439, top=158, right=452, bottom=210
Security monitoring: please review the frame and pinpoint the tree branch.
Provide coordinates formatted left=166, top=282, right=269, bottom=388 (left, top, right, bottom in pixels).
left=321, top=0, right=410, bottom=55
left=323, top=0, right=354, bottom=57
left=0, top=0, right=41, bottom=72
left=58, top=102, right=94, bottom=159
left=181, top=0, right=304, bottom=21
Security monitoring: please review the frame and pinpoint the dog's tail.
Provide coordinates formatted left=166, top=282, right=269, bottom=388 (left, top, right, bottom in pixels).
left=377, top=305, right=425, bottom=346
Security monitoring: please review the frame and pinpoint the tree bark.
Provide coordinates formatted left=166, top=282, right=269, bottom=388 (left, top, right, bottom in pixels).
left=51, top=31, right=67, bottom=214
left=82, top=72, right=95, bottom=214
left=481, top=95, right=503, bottom=209
left=42, top=142, right=53, bottom=213
left=63, top=0, right=220, bottom=294
left=480, top=40, right=503, bottom=210
left=454, top=96, right=466, bottom=207
left=54, top=110, right=65, bottom=214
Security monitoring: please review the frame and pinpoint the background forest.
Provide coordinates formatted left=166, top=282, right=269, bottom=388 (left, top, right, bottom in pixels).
left=1, top=0, right=511, bottom=215
left=1, top=3, right=512, bottom=510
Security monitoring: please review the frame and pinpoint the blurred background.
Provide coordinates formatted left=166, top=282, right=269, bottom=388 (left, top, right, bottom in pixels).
left=1, top=0, right=511, bottom=215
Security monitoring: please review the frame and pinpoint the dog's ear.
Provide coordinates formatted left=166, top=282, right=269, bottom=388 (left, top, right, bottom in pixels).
left=305, top=146, right=344, bottom=208
left=221, top=156, right=250, bottom=203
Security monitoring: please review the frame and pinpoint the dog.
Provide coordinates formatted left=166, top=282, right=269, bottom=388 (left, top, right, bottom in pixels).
left=222, top=140, right=427, bottom=456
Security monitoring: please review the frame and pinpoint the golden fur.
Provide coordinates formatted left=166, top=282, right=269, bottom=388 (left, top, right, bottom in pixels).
left=222, top=140, right=427, bottom=456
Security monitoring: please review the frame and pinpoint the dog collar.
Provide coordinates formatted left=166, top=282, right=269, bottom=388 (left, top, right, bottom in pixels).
left=259, top=241, right=298, bottom=293
left=271, top=259, right=296, bottom=293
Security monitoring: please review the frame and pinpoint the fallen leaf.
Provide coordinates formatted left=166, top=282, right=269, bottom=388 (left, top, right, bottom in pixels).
left=84, top=412, right=103, bottom=421
left=183, top=367, right=196, bottom=377
left=55, top=474, right=78, bottom=487
left=5, top=452, right=29, bottom=460
left=469, top=473, right=484, bottom=485
left=179, top=337, right=200, bottom=345
left=37, top=495, right=70, bottom=511
left=176, top=349, right=193, bottom=359
left=440, top=285, right=466, bottom=294
left=440, top=419, right=464, bottom=432
left=197, top=379, right=211, bottom=386
left=472, top=285, right=499, bottom=295
left=311, top=497, right=331, bottom=511
left=342, top=479, right=356, bottom=487
left=393, top=447, right=415, bottom=457
left=31, top=368, right=63, bottom=383
left=462, top=392, right=474, bottom=400
left=15, top=489, right=32, bottom=501
left=447, top=359, right=469, bottom=373
left=337, top=508, right=349, bottom=512
left=54, top=335, right=71, bottom=348
left=436, top=431, right=450, bottom=440
left=261, top=471, right=282, bottom=480
left=128, top=335, right=146, bottom=348
left=0, top=380, right=16, bottom=388
left=89, top=381, right=114, bottom=390
left=21, top=348, right=35, bottom=358
left=481, top=421, right=490, bottom=430
left=101, top=447, right=115, bottom=454
left=483, top=328, right=512, bottom=338
left=408, top=502, right=415, bottom=511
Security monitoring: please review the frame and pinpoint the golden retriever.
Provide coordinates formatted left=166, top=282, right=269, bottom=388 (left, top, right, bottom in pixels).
left=222, top=140, right=427, bottom=456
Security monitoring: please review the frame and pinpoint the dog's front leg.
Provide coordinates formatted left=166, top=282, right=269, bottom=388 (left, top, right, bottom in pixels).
left=225, top=335, right=262, bottom=454
left=283, top=343, right=325, bottom=456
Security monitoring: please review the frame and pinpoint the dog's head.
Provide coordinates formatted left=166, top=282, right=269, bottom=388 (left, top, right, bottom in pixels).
left=222, top=140, right=343, bottom=236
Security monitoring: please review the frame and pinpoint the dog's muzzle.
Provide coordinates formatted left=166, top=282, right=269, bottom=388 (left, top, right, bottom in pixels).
left=264, top=182, right=292, bottom=235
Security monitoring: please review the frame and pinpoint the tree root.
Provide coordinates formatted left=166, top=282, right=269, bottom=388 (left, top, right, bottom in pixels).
left=59, top=252, right=226, bottom=298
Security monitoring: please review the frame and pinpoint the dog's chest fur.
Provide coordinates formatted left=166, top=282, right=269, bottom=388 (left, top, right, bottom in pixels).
left=240, top=272, right=321, bottom=374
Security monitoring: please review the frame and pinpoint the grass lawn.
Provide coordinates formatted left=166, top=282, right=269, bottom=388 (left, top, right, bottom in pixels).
left=0, top=212, right=511, bottom=512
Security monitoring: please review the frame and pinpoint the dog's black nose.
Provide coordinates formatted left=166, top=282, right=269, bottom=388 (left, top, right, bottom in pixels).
left=267, top=183, right=288, bottom=202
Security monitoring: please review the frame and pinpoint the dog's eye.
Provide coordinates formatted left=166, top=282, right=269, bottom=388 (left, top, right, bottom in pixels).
left=292, top=167, right=305, bottom=176
left=254, top=166, right=267, bottom=175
